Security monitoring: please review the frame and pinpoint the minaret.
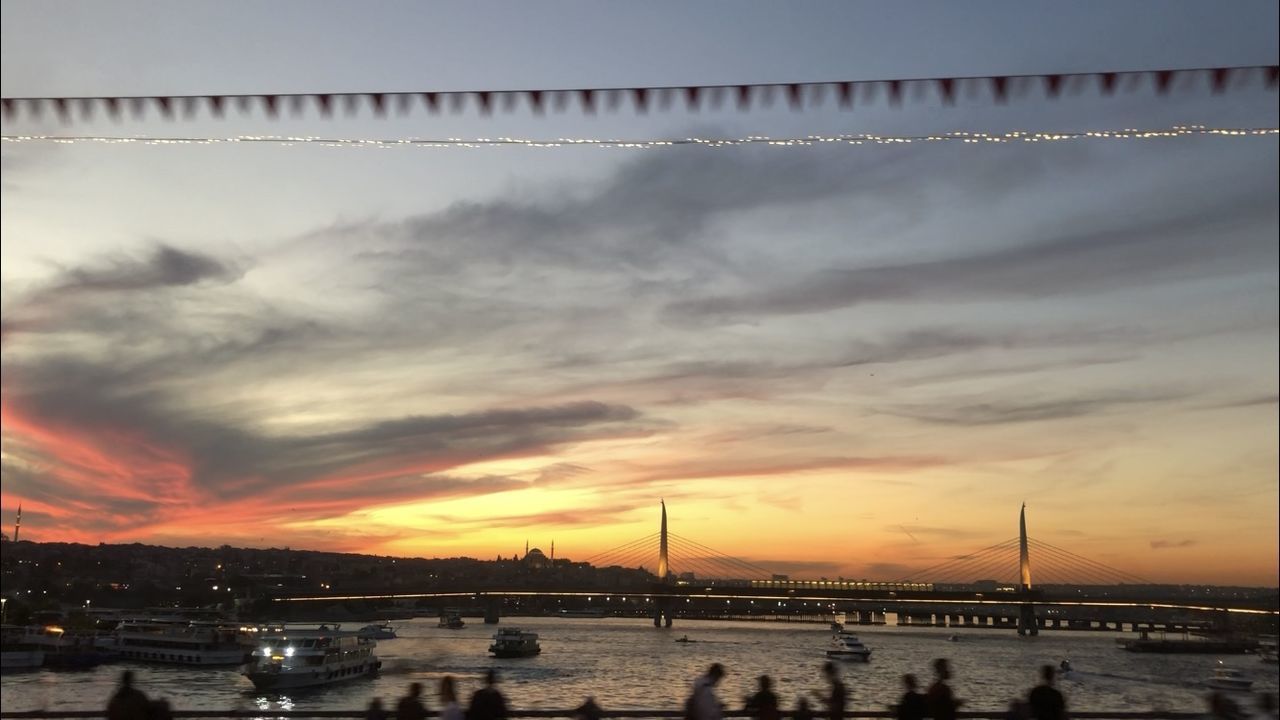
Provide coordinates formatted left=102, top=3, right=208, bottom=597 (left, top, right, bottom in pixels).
left=13, top=502, right=21, bottom=542
left=550, top=540, right=555, bottom=561
left=525, top=539, right=529, bottom=558
left=1019, top=503, right=1032, bottom=590
left=657, top=500, right=669, bottom=581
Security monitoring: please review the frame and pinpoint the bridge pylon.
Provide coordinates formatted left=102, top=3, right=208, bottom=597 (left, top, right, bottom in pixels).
left=1017, top=503, right=1038, bottom=636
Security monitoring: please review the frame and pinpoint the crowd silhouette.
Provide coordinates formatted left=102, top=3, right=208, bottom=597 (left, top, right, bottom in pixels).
left=102, top=662, right=1280, bottom=719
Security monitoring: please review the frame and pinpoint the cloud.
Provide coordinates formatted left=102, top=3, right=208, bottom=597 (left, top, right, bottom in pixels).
left=885, top=389, right=1184, bottom=426
left=667, top=179, right=1277, bottom=322
left=49, top=244, right=239, bottom=294
left=1150, top=539, right=1197, bottom=550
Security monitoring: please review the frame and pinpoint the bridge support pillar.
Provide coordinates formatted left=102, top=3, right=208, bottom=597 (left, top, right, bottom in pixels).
left=484, top=597, right=501, bottom=625
left=1017, top=603, right=1038, bottom=636
left=653, top=597, right=674, bottom=628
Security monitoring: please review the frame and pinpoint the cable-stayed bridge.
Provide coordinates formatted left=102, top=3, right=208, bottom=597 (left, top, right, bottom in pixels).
left=275, top=502, right=1278, bottom=633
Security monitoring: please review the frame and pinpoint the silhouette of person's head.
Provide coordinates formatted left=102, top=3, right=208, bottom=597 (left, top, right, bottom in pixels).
left=440, top=676, right=457, bottom=703
left=932, top=658, right=952, bottom=681
left=822, top=661, right=839, bottom=681
left=119, top=670, right=135, bottom=688
left=486, top=668, right=499, bottom=686
left=902, top=674, right=918, bottom=691
left=707, top=663, right=725, bottom=683
left=408, top=682, right=422, bottom=698
left=1040, top=665, right=1055, bottom=685
left=757, top=675, right=772, bottom=691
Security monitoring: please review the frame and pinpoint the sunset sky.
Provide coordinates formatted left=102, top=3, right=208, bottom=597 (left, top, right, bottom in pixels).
left=1, top=2, right=1277, bottom=586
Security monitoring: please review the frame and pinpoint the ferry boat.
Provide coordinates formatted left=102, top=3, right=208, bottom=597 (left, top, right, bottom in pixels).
left=1, top=625, right=44, bottom=670
left=438, top=612, right=465, bottom=629
left=23, top=625, right=115, bottom=669
left=243, top=628, right=380, bottom=690
left=826, top=630, right=871, bottom=661
left=113, top=618, right=247, bottom=666
left=356, top=623, right=398, bottom=640
left=1206, top=664, right=1253, bottom=691
left=488, top=628, right=541, bottom=658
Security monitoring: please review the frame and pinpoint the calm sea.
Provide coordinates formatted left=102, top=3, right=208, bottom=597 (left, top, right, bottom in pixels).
left=2, top=618, right=1274, bottom=713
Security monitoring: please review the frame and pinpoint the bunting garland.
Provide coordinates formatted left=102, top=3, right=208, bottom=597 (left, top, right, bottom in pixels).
left=1, top=65, right=1275, bottom=125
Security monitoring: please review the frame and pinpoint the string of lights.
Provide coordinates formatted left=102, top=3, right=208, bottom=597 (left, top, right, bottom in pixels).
left=2, top=125, right=1275, bottom=150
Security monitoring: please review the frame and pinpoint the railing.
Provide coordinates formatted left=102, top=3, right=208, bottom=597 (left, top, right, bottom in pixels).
left=0, top=711, right=1207, bottom=719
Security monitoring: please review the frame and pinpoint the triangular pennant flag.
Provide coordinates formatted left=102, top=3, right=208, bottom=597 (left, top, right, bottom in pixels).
left=527, top=90, right=545, bottom=114
left=885, top=80, right=903, bottom=106
left=129, top=97, right=147, bottom=119
left=758, top=85, right=776, bottom=108
left=1154, top=70, right=1175, bottom=94
left=631, top=87, right=649, bottom=113
left=736, top=85, right=752, bottom=110
left=607, top=89, right=624, bottom=112
left=837, top=82, right=855, bottom=109
left=368, top=93, right=386, bottom=116
left=26, top=99, right=43, bottom=120
left=79, top=97, right=97, bottom=121
left=552, top=90, right=569, bottom=113
left=936, top=78, right=956, bottom=105
left=683, top=86, right=701, bottom=111
left=1043, top=75, right=1064, bottom=98
left=657, top=87, right=675, bottom=111
left=343, top=94, right=361, bottom=115
left=1267, top=66, right=1278, bottom=88
left=990, top=76, right=1008, bottom=103
left=475, top=91, right=492, bottom=115
left=1098, top=72, right=1118, bottom=95
left=577, top=89, right=596, bottom=114
left=289, top=95, right=307, bottom=116
left=394, top=94, right=412, bottom=115
left=448, top=93, right=466, bottom=113
left=207, top=95, right=224, bottom=118
left=501, top=92, right=518, bottom=113
left=808, top=83, right=827, bottom=107
left=315, top=94, right=333, bottom=116
left=419, top=92, right=439, bottom=113
left=787, top=83, right=804, bottom=109
left=1211, top=67, right=1232, bottom=93
left=53, top=98, right=71, bottom=123
left=2, top=98, right=16, bottom=121
left=235, top=96, right=254, bottom=114
left=260, top=95, right=279, bottom=118
left=182, top=96, right=201, bottom=118
left=153, top=96, right=174, bottom=119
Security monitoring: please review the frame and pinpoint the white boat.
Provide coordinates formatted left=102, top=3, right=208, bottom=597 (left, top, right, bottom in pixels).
left=1206, top=664, right=1253, bottom=691
left=22, top=625, right=115, bottom=668
left=113, top=618, right=247, bottom=666
left=243, top=628, right=380, bottom=690
left=1, top=625, right=44, bottom=670
left=826, top=630, right=871, bottom=661
left=356, top=623, right=397, bottom=640
left=488, top=628, right=541, bottom=658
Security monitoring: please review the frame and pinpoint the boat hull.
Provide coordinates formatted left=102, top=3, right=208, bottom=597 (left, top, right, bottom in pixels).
left=246, top=660, right=380, bottom=690
left=489, top=648, right=541, bottom=658
left=1, top=650, right=44, bottom=669
left=115, top=647, right=247, bottom=666
left=826, top=650, right=870, bottom=661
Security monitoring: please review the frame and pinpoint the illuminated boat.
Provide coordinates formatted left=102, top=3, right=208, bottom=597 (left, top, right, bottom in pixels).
left=488, top=628, right=541, bottom=658
left=1206, top=664, right=1252, bottom=691
left=826, top=630, right=871, bottom=661
left=23, top=625, right=115, bottom=668
left=243, top=628, right=380, bottom=690
left=438, top=612, right=465, bottom=629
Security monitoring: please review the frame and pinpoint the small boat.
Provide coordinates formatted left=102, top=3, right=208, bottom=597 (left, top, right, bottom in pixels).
left=675, top=635, right=696, bottom=644
left=243, top=628, right=380, bottom=690
left=557, top=608, right=608, bottom=619
left=1206, top=664, right=1252, bottom=691
left=438, top=612, right=465, bottom=629
left=488, top=628, right=541, bottom=658
left=356, top=623, right=397, bottom=640
left=1, top=625, right=44, bottom=670
left=829, top=621, right=844, bottom=632
left=947, top=635, right=961, bottom=642
left=826, top=630, right=871, bottom=661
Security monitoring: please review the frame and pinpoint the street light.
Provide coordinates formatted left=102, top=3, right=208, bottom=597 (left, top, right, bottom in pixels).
left=1, top=597, right=7, bottom=624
